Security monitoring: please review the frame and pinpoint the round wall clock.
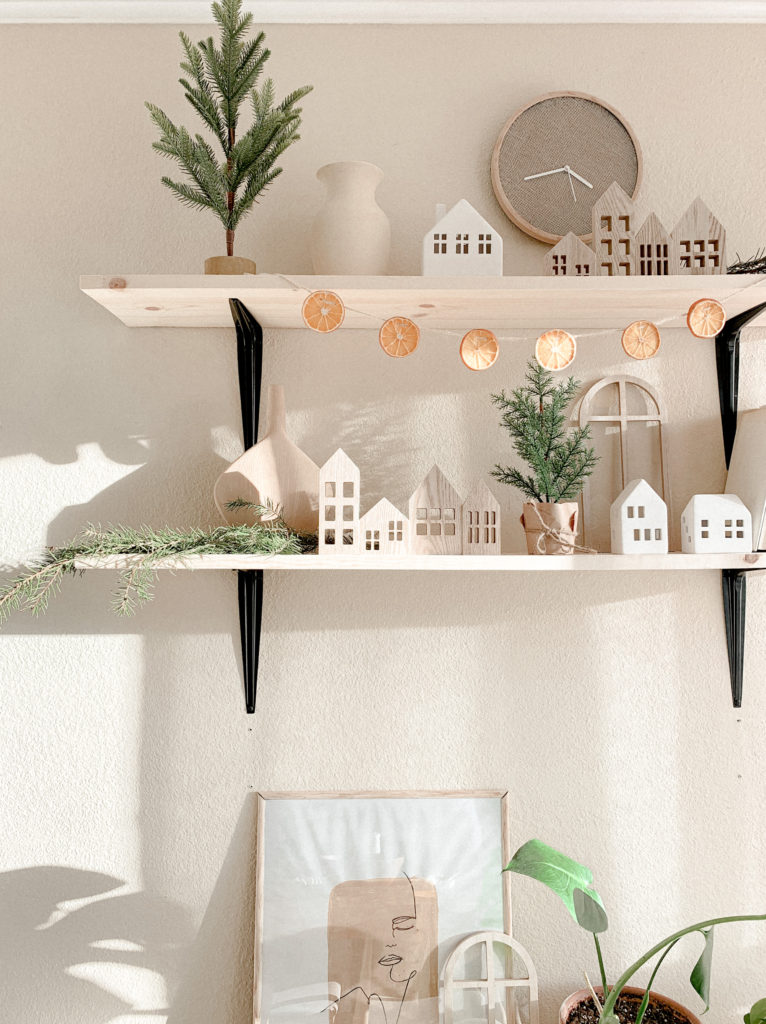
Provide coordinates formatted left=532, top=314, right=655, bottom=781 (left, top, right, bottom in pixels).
left=491, top=91, right=642, bottom=244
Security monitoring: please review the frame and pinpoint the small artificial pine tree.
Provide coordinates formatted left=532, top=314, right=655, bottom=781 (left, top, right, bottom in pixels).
left=491, top=360, right=598, bottom=504
left=146, top=0, right=312, bottom=257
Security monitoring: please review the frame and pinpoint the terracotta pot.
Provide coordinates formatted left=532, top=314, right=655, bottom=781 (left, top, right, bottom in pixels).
left=310, top=161, right=391, bottom=274
left=521, top=501, right=579, bottom=555
left=560, top=986, right=702, bottom=1024
left=204, top=255, right=257, bottom=275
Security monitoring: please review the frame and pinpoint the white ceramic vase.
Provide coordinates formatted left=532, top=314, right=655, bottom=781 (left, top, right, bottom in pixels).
left=310, top=161, right=391, bottom=275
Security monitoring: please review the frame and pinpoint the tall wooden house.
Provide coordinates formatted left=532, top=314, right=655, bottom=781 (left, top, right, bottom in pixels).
left=591, top=182, right=636, bottom=276
left=319, top=448, right=361, bottom=554
left=462, top=481, right=501, bottom=554
left=544, top=232, right=596, bottom=277
left=670, top=197, right=726, bottom=274
left=408, top=466, right=463, bottom=555
left=636, top=213, right=670, bottom=276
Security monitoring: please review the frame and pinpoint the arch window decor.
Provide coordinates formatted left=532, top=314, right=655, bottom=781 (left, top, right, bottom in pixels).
left=443, top=931, right=539, bottom=1024
left=578, top=375, right=671, bottom=544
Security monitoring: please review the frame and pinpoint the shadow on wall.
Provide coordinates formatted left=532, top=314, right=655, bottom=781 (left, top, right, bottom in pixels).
left=0, top=865, right=193, bottom=1022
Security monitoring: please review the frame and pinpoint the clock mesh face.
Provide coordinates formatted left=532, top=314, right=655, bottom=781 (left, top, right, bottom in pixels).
left=494, top=94, right=640, bottom=240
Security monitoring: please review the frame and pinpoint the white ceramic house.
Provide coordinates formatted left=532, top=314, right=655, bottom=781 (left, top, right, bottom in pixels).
left=610, top=478, right=668, bottom=554
left=422, top=200, right=503, bottom=276
left=462, top=481, right=501, bottom=554
left=319, top=448, right=360, bottom=554
left=681, top=494, right=752, bottom=553
left=409, top=466, right=463, bottom=555
left=359, top=498, right=409, bottom=555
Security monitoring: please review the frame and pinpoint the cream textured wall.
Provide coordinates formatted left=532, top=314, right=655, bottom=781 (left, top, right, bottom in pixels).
left=2, top=21, right=766, bottom=1024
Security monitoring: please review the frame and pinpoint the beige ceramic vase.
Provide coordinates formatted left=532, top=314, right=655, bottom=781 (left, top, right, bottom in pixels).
left=310, top=161, right=391, bottom=275
left=521, top=501, right=579, bottom=555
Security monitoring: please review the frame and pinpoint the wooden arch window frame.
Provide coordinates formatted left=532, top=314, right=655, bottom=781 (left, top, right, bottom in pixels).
left=443, top=930, right=540, bottom=1024
left=578, top=375, right=671, bottom=544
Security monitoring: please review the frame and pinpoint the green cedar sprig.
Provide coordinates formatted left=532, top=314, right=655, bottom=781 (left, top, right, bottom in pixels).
left=491, top=360, right=598, bottom=503
left=145, top=0, right=312, bottom=255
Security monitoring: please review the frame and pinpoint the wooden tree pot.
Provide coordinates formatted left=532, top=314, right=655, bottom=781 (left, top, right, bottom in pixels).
left=560, top=986, right=702, bottom=1024
left=521, top=501, right=579, bottom=555
left=204, top=255, right=257, bottom=275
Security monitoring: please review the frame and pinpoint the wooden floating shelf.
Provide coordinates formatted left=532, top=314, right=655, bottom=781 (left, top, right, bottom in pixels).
left=74, top=552, right=766, bottom=572
left=79, top=273, right=766, bottom=331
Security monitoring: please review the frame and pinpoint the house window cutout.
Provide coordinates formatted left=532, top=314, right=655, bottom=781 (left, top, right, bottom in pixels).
left=737, top=531, right=745, bottom=538
left=619, top=215, right=630, bottom=232
left=627, top=506, right=634, bottom=518
left=445, top=523, right=456, bottom=536
left=429, top=508, right=440, bottom=519
left=701, top=519, right=709, bottom=527
left=416, top=523, right=427, bottom=536
left=553, top=254, right=566, bottom=275
left=343, top=505, right=354, bottom=521
left=431, top=523, right=442, bottom=536
left=619, top=262, right=631, bottom=274
left=343, top=481, right=354, bottom=498
left=416, top=508, right=427, bottom=520
left=602, top=263, right=613, bottom=275
left=444, top=508, right=455, bottom=520
left=644, top=529, right=651, bottom=540
left=325, top=529, right=335, bottom=545
left=325, top=482, right=336, bottom=497
left=601, top=215, right=613, bottom=232
left=365, top=530, right=380, bottom=552
left=342, top=529, right=354, bottom=545
left=478, top=233, right=492, bottom=254
left=455, top=233, right=469, bottom=254
left=655, top=529, right=662, bottom=540
left=638, top=506, right=645, bottom=518
left=701, top=530, right=709, bottom=538
left=325, top=506, right=336, bottom=521
left=634, top=529, right=641, bottom=541
left=433, top=233, right=447, bottom=254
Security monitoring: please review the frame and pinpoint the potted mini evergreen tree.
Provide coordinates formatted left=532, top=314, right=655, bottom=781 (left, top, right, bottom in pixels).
left=146, top=0, right=312, bottom=274
left=491, top=361, right=598, bottom=555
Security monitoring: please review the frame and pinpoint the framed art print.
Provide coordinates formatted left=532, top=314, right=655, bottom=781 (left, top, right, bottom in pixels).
left=253, top=790, right=511, bottom=1024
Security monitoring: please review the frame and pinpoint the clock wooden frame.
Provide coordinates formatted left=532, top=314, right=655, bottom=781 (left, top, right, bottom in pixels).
left=490, top=90, right=643, bottom=245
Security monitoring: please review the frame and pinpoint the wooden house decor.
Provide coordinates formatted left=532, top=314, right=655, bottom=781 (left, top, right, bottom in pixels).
left=544, top=232, right=595, bottom=277
left=409, top=466, right=463, bottom=555
left=610, top=478, right=668, bottom=554
left=681, top=494, right=752, bottom=553
left=591, top=181, right=636, bottom=276
left=670, top=197, right=726, bottom=275
left=544, top=186, right=727, bottom=277
left=579, top=375, right=670, bottom=545
left=319, top=448, right=360, bottom=554
left=422, top=200, right=503, bottom=277
left=359, top=498, right=409, bottom=554
left=636, top=213, right=670, bottom=275
left=443, top=931, right=540, bottom=1024
left=462, top=481, right=501, bottom=554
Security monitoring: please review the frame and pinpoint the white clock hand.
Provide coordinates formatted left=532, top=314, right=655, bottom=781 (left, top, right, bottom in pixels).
left=566, top=167, right=577, bottom=202
left=568, top=168, right=594, bottom=189
left=523, top=167, right=567, bottom=181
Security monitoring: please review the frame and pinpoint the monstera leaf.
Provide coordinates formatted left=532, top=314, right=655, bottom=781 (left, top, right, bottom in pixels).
left=745, top=998, right=766, bottom=1024
left=505, top=839, right=608, bottom=932
left=689, top=928, right=715, bottom=1012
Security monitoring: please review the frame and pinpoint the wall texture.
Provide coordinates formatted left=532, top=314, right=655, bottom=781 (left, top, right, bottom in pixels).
left=2, top=21, right=766, bottom=1024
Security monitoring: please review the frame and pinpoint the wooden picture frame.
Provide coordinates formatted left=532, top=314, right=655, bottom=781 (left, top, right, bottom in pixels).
left=253, top=790, right=512, bottom=1024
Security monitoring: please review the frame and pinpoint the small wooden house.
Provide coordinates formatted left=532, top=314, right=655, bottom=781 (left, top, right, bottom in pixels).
left=610, top=478, right=668, bottom=554
left=670, top=198, right=726, bottom=275
left=591, top=182, right=636, bottom=276
left=636, top=213, right=670, bottom=276
left=408, top=466, right=463, bottom=555
left=359, top=498, right=409, bottom=555
left=319, top=448, right=360, bottom=554
left=462, top=481, right=501, bottom=554
left=681, top=494, right=751, bottom=553
left=422, top=200, right=503, bottom=277
left=544, top=232, right=596, bottom=277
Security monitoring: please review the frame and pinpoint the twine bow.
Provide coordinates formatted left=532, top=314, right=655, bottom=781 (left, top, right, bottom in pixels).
left=528, top=503, right=597, bottom=555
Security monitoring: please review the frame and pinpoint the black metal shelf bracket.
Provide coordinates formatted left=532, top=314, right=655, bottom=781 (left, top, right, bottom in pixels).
left=230, top=298, right=264, bottom=714
left=715, top=299, right=766, bottom=707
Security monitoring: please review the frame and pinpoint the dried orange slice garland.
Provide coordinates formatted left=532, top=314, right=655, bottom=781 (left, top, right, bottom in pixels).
left=302, top=290, right=345, bottom=333
left=535, top=329, right=576, bottom=371
left=379, top=316, right=419, bottom=357
left=687, top=298, right=726, bottom=338
left=622, top=320, right=661, bottom=360
left=460, top=329, right=499, bottom=371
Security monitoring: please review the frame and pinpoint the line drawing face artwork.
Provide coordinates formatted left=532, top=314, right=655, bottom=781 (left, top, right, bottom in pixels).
left=326, top=874, right=438, bottom=1024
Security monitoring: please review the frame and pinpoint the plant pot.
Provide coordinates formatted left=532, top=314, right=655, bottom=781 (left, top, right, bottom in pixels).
left=310, top=161, right=391, bottom=274
left=521, top=501, right=579, bottom=555
left=560, top=986, right=702, bottom=1024
left=204, top=255, right=257, bottom=275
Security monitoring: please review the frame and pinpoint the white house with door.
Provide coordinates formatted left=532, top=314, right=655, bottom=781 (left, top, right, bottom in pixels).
left=359, top=498, right=409, bottom=555
left=610, top=478, right=668, bottom=554
left=408, top=466, right=463, bottom=555
left=422, top=200, right=503, bottom=276
left=319, top=448, right=360, bottom=554
left=681, top=494, right=752, bottom=553
left=462, top=481, right=501, bottom=554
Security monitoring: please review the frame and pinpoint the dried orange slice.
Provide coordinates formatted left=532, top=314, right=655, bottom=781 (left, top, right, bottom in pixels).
left=535, top=329, right=576, bottom=371
left=460, top=329, right=499, bottom=371
left=302, top=290, right=345, bottom=333
left=379, top=316, right=419, bottom=357
left=622, top=320, right=661, bottom=360
left=687, top=298, right=725, bottom=338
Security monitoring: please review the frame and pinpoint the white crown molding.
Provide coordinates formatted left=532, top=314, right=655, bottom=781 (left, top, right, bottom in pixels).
left=2, top=0, right=766, bottom=22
